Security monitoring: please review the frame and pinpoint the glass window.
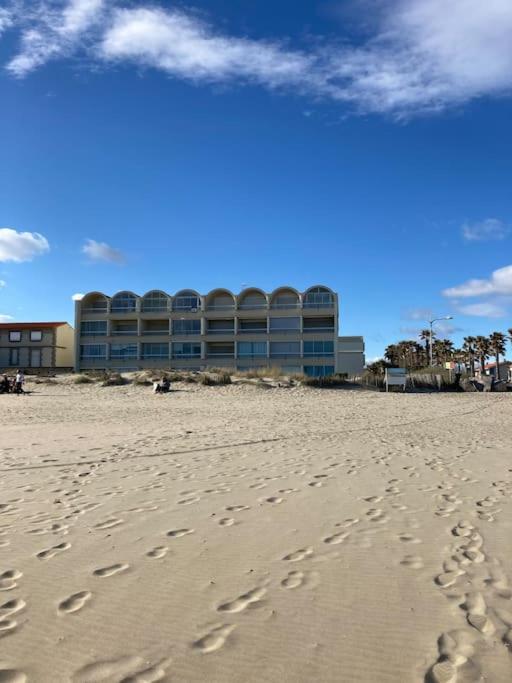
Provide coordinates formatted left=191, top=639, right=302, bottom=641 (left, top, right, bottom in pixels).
left=142, top=292, right=168, bottom=312
left=270, top=342, right=300, bottom=356
left=269, top=317, right=300, bottom=331
left=303, top=288, right=334, bottom=307
left=304, top=365, right=335, bottom=377
left=238, top=342, right=267, bottom=357
left=80, top=344, right=107, bottom=359
left=30, top=330, right=43, bottom=341
left=172, top=292, right=200, bottom=311
left=173, top=319, right=201, bottom=335
left=110, top=344, right=138, bottom=359
left=9, top=331, right=21, bottom=342
left=111, top=293, right=137, bottom=312
left=80, top=320, right=107, bottom=336
left=9, top=348, right=19, bottom=366
left=304, top=341, right=334, bottom=357
left=141, top=343, right=169, bottom=359
left=172, top=342, right=201, bottom=358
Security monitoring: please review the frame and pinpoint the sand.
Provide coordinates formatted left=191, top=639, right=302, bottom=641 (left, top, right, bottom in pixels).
left=0, top=378, right=511, bottom=682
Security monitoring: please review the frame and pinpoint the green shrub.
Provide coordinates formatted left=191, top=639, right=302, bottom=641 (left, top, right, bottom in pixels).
left=302, top=374, right=349, bottom=388
left=101, top=373, right=128, bottom=387
left=74, top=374, right=93, bottom=384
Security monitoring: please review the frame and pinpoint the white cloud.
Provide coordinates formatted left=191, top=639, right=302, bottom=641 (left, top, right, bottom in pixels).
left=456, top=302, right=506, bottom=318
left=0, top=228, right=50, bottom=262
left=4, top=0, right=512, bottom=116
left=82, top=238, right=125, bottom=264
left=0, top=280, right=6, bottom=288
left=0, top=7, right=14, bottom=35
left=0, top=314, right=14, bottom=323
left=443, top=264, right=512, bottom=298
left=7, top=0, right=105, bottom=77
left=462, top=218, right=510, bottom=242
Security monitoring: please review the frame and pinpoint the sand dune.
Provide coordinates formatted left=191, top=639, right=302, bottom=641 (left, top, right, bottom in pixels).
left=0, top=378, right=511, bottom=682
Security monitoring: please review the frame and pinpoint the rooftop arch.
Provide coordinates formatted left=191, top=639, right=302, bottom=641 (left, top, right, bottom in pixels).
left=237, top=288, right=268, bottom=309
left=172, top=289, right=202, bottom=311
left=81, top=291, right=110, bottom=313
left=111, top=291, right=139, bottom=313
left=205, top=288, right=236, bottom=310
left=270, top=287, right=301, bottom=309
left=141, top=290, right=170, bottom=313
left=303, top=285, right=335, bottom=308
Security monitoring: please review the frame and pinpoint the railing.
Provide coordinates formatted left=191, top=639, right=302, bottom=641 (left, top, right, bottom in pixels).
left=270, top=303, right=301, bottom=309
left=141, top=307, right=169, bottom=314
left=81, top=307, right=108, bottom=314
left=303, top=302, right=334, bottom=309
left=269, top=328, right=301, bottom=334
left=142, top=330, right=169, bottom=336
left=111, top=330, right=138, bottom=336
left=303, top=353, right=335, bottom=358
left=206, top=304, right=235, bottom=311
left=303, top=327, right=335, bottom=333
left=110, top=308, right=137, bottom=314
left=238, top=328, right=267, bottom=334
left=269, top=354, right=301, bottom=359
left=206, top=353, right=235, bottom=358
left=80, top=332, right=107, bottom=337
left=207, top=329, right=235, bottom=335
left=238, top=304, right=268, bottom=310
left=172, top=354, right=201, bottom=359
left=141, top=355, right=169, bottom=360
left=110, top=355, right=138, bottom=361
left=237, top=354, right=267, bottom=359
left=172, top=330, right=201, bottom=335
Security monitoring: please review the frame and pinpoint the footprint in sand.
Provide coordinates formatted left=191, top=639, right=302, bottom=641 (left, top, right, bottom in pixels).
left=0, top=570, right=22, bottom=592
left=218, top=518, right=235, bottom=527
left=323, top=531, right=349, bottom=545
left=226, top=505, right=250, bottom=512
left=260, top=497, right=283, bottom=505
left=400, top=555, right=424, bottom=569
left=308, top=482, right=323, bottom=488
left=93, top=564, right=129, bottom=578
left=283, top=548, right=313, bottom=562
left=0, top=669, right=27, bottom=682
left=0, top=618, right=19, bottom=635
left=146, top=546, right=168, bottom=559
left=0, top=598, right=26, bottom=619
left=178, top=497, right=200, bottom=505
left=94, top=518, right=123, bottom=530
left=281, top=570, right=319, bottom=589
left=72, top=655, right=172, bottom=683
left=58, top=591, right=92, bottom=614
left=193, top=624, right=236, bottom=653
left=398, top=534, right=422, bottom=544
left=167, top=528, right=194, bottom=538
left=217, top=586, right=267, bottom=613
left=36, top=542, right=71, bottom=560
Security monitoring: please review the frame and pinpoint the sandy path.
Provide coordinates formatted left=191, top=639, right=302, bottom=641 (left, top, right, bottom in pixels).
left=0, top=381, right=511, bottom=682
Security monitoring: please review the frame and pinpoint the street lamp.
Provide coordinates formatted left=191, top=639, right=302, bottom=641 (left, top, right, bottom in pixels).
left=429, top=316, right=453, bottom=366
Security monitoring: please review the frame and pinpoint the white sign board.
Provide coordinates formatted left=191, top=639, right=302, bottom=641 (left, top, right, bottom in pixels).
left=384, top=368, right=407, bottom=392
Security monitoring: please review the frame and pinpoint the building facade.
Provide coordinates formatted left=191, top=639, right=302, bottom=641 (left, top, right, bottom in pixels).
left=75, top=285, right=365, bottom=375
left=0, top=322, right=74, bottom=371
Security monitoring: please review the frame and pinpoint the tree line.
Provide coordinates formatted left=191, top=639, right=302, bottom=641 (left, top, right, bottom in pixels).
left=373, top=327, right=512, bottom=379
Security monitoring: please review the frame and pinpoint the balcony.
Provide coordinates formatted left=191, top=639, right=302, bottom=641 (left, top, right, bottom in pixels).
left=141, top=320, right=169, bottom=336
left=302, top=302, right=334, bottom=309
left=238, top=328, right=267, bottom=334
left=270, top=303, right=301, bottom=310
left=172, top=353, right=201, bottom=360
left=303, top=327, right=335, bottom=334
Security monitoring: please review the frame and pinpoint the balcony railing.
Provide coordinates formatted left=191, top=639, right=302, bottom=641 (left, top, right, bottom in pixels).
left=111, top=330, right=138, bottom=336
left=80, top=332, right=107, bottom=337
left=207, top=329, right=235, bottom=335
left=142, top=330, right=169, bottom=336
left=110, top=308, right=137, bottom=314
left=270, top=303, right=301, bottom=309
left=269, top=354, right=301, bottom=359
left=141, top=354, right=169, bottom=360
left=206, top=304, right=235, bottom=310
left=303, top=327, right=335, bottom=333
left=238, top=304, right=268, bottom=310
left=269, top=328, right=301, bottom=334
left=172, top=330, right=201, bottom=336
left=238, top=328, right=267, bottom=334
left=237, top=354, right=267, bottom=359
left=81, top=307, right=108, bottom=314
left=206, top=353, right=235, bottom=358
left=172, top=354, right=201, bottom=359
left=303, top=302, right=335, bottom=309
left=303, top=353, right=335, bottom=358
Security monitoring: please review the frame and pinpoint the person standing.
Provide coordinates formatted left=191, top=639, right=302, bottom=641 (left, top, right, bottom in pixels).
left=15, top=369, right=25, bottom=395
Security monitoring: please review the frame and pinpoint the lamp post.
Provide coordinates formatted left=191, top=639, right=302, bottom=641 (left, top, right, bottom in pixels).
left=429, top=316, right=453, bottom=367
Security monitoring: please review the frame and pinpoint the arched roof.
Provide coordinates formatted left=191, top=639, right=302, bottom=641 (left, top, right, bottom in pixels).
left=269, top=286, right=301, bottom=301
left=141, top=289, right=170, bottom=299
left=304, top=284, right=334, bottom=295
left=238, top=287, right=268, bottom=301
left=205, top=288, right=236, bottom=305
left=81, top=291, right=110, bottom=302
left=111, top=290, right=139, bottom=299
left=174, top=289, right=201, bottom=298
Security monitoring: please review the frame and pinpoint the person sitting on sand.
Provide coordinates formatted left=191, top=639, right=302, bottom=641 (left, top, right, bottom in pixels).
left=0, top=375, right=10, bottom=394
left=153, top=377, right=171, bottom=394
left=15, top=369, right=25, bottom=395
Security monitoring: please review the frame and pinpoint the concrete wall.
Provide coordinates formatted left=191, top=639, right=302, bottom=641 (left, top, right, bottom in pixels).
left=55, top=324, right=75, bottom=367
left=336, top=336, right=365, bottom=376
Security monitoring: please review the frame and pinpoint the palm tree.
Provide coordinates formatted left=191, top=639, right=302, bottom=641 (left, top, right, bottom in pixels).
left=419, top=329, right=435, bottom=367
left=462, top=336, right=476, bottom=376
left=474, top=336, right=490, bottom=375
left=384, top=344, right=400, bottom=367
left=431, top=338, right=454, bottom=366
left=489, top=331, right=507, bottom=380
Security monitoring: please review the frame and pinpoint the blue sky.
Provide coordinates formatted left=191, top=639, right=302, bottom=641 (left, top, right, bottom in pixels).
left=1, top=0, right=512, bottom=360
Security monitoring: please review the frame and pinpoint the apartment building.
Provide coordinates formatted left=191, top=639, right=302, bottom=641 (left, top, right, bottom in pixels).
left=0, top=322, right=74, bottom=371
left=75, top=285, right=364, bottom=375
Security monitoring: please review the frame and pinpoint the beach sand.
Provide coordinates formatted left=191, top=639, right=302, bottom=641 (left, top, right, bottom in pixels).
left=0, top=378, right=511, bottom=682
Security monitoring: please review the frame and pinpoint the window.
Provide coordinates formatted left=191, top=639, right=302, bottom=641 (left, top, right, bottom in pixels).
left=111, top=293, right=137, bottom=313
left=80, top=344, right=107, bottom=359
left=172, top=342, right=201, bottom=358
left=173, top=319, right=201, bottom=335
left=304, top=341, right=334, bottom=357
left=141, top=343, right=169, bottom=359
left=142, top=292, right=168, bottom=312
left=303, top=287, right=334, bottom=307
left=269, top=317, right=300, bottom=331
left=172, top=292, right=200, bottom=311
left=30, top=330, right=43, bottom=342
left=304, top=365, right=335, bottom=377
left=9, top=348, right=19, bottom=366
left=110, top=344, right=138, bottom=360
left=238, top=342, right=267, bottom=358
left=9, top=331, right=21, bottom=342
left=80, top=320, right=107, bottom=336
left=269, top=342, right=300, bottom=357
